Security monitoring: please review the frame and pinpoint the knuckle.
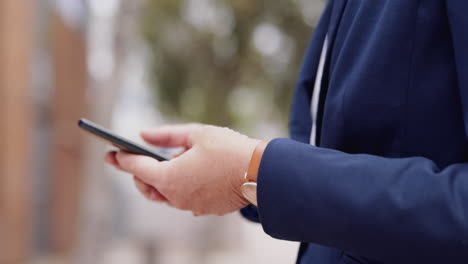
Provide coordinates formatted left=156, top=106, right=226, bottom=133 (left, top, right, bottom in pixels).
left=199, top=209, right=209, bottom=216
left=188, top=123, right=204, bottom=129
left=216, top=211, right=226, bottom=216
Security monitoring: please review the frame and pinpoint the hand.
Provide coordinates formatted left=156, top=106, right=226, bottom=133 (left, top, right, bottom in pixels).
left=105, top=152, right=168, bottom=202
left=104, top=124, right=260, bottom=216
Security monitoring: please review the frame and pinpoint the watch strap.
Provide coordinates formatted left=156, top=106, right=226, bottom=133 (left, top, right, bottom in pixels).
left=246, top=140, right=269, bottom=182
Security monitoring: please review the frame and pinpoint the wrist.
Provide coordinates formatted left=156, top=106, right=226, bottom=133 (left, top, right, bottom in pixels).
left=239, top=140, right=269, bottom=206
left=230, top=138, right=261, bottom=204
left=246, top=140, right=269, bottom=182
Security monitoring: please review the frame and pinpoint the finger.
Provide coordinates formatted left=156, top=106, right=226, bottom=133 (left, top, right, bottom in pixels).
left=149, top=189, right=168, bottom=202
left=104, top=151, right=120, bottom=168
left=134, top=176, right=168, bottom=202
left=133, top=176, right=152, bottom=199
left=140, top=124, right=203, bottom=148
left=115, top=151, right=166, bottom=184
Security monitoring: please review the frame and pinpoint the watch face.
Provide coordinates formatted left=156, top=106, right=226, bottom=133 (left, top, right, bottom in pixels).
left=241, top=182, right=258, bottom=206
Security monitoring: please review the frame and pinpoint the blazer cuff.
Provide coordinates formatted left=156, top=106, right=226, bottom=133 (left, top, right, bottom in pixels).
left=240, top=205, right=261, bottom=223
left=257, top=138, right=315, bottom=240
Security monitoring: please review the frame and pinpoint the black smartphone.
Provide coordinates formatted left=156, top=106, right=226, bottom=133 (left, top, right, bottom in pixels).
left=78, top=118, right=169, bottom=161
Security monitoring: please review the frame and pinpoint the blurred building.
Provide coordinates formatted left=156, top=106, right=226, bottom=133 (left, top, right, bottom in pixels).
left=0, top=0, right=324, bottom=263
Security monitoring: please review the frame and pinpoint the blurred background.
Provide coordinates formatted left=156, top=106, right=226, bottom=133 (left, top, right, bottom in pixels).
left=0, top=0, right=325, bottom=263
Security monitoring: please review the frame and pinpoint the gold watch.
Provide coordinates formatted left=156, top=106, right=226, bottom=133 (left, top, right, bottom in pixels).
left=240, top=141, right=269, bottom=207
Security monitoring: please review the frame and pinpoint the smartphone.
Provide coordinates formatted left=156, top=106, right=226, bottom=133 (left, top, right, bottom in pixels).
left=78, top=118, right=169, bottom=161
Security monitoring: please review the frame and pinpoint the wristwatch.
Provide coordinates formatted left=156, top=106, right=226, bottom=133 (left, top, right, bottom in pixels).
left=240, top=140, right=269, bottom=207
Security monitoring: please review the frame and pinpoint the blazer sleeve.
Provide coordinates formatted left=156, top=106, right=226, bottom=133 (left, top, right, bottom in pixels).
left=256, top=139, right=468, bottom=263
left=255, top=2, right=468, bottom=262
left=447, top=0, right=468, bottom=136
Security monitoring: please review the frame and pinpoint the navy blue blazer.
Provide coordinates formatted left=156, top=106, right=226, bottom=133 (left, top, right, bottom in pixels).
left=241, top=0, right=468, bottom=263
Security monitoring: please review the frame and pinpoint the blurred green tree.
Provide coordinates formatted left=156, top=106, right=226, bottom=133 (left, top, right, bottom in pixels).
left=141, top=0, right=324, bottom=131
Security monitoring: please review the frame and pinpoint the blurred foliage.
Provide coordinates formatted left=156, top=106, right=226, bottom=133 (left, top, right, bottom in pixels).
left=141, top=0, right=324, bottom=130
